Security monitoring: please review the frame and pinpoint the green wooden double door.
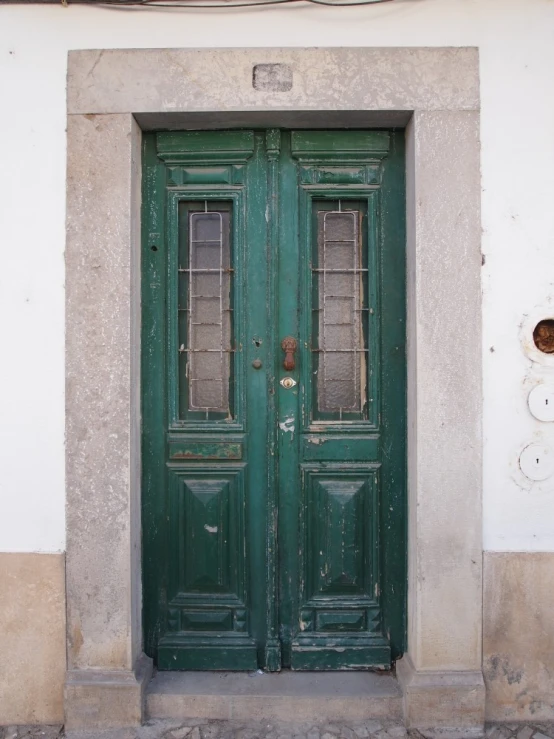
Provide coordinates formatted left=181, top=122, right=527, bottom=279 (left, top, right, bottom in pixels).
left=142, top=129, right=406, bottom=671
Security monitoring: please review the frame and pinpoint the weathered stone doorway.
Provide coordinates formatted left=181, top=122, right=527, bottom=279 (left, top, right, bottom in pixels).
left=64, top=47, right=483, bottom=731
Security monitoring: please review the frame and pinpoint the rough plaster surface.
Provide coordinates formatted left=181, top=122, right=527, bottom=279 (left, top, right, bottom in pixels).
left=406, top=110, right=482, bottom=673
left=66, top=47, right=479, bottom=116
left=483, top=552, right=554, bottom=722
left=0, top=553, right=66, bottom=724
left=65, top=113, right=141, bottom=673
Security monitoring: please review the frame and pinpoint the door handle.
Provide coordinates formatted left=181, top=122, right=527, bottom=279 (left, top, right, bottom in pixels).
left=281, top=337, right=298, bottom=371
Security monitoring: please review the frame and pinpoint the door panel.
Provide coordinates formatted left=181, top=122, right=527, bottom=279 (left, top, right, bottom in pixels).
left=142, top=128, right=406, bottom=671
left=158, top=466, right=255, bottom=669
left=279, top=132, right=395, bottom=669
left=143, top=131, right=267, bottom=670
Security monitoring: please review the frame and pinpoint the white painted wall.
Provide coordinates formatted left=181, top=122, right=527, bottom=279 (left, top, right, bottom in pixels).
left=1, top=0, right=553, bottom=553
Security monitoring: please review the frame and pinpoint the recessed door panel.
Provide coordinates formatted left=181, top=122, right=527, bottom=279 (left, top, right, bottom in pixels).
left=169, top=470, right=246, bottom=597
left=306, top=472, right=375, bottom=599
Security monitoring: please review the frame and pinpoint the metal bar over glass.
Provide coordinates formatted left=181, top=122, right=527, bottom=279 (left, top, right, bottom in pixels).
left=185, top=204, right=232, bottom=416
left=316, top=205, right=366, bottom=418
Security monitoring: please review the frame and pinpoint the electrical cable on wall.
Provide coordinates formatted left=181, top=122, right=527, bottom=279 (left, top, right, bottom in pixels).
left=54, top=0, right=395, bottom=9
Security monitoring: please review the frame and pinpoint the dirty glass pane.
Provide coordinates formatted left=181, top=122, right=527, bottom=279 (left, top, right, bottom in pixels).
left=315, top=210, right=365, bottom=415
left=186, top=211, right=231, bottom=414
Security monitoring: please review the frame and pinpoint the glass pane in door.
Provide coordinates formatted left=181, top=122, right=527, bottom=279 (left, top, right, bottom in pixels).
left=178, top=202, right=233, bottom=420
left=312, top=203, right=369, bottom=421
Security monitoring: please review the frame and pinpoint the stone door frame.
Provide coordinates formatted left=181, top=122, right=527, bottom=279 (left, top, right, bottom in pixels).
left=64, top=47, right=484, bottom=731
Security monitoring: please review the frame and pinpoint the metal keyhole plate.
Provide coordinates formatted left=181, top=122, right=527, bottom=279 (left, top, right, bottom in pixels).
left=280, top=377, right=297, bottom=389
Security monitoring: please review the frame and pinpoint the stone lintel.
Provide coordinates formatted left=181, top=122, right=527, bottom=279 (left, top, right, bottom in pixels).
left=64, top=653, right=153, bottom=730
left=67, top=47, right=479, bottom=116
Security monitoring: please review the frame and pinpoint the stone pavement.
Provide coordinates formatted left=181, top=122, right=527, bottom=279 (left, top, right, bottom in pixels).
left=2, top=720, right=554, bottom=739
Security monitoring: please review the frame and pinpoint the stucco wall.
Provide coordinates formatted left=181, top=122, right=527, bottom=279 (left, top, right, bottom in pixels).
left=1, top=0, right=554, bottom=555
left=1, top=0, right=554, bottom=727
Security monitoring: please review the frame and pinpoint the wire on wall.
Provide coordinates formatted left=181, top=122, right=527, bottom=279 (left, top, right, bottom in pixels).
left=55, top=0, right=395, bottom=9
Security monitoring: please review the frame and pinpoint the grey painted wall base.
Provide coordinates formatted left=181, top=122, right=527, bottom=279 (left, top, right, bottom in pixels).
left=64, top=654, right=152, bottom=730
left=65, top=47, right=482, bottom=730
left=397, top=655, right=485, bottom=733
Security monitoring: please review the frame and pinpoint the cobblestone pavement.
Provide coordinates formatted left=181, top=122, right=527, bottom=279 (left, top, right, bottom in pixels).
left=2, top=720, right=554, bottom=739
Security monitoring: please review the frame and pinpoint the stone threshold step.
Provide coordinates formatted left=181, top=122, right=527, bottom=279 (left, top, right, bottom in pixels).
left=146, top=670, right=403, bottom=722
